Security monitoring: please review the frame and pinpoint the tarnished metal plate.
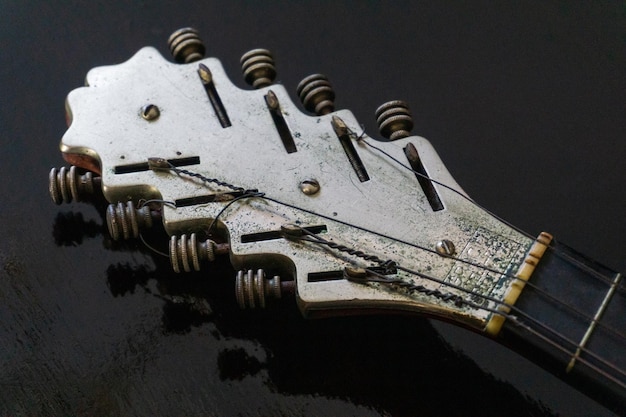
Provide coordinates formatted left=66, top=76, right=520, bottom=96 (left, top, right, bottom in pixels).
left=60, top=47, right=535, bottom=330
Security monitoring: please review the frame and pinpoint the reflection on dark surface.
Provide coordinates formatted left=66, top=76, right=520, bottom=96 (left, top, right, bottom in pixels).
left=74, top=215, right=553, bottom=416
left=6, top=2, right=623, bottom=415
left=107, top=263, right=153, bottom=297
left=218, top=347, right=264, bottom=381
left=50, top=214, right=553, bottom=415
left=52, top=211, right=102, bottom=246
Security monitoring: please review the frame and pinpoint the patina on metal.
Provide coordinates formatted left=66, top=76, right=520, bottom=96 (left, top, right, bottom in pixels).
left=55, top=45, right=538, bottom=332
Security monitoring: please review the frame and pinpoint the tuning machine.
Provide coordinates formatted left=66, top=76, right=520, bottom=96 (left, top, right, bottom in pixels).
left=375, top=100, right=413, bottom=140
left=297, top=74, right=335, bottom=115
left=105, top=201, right=159, bottom=241
left=167, top=27, right=206, bottom=63
left=169, top=233, right=230, bottom=273
left=49, top=166, right=101, bottom=205
left=235, top=269, right=294, bottom=309
left=240, top=48, right=277, bottom=88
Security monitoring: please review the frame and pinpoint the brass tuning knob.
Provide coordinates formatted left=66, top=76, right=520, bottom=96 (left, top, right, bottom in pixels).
left=235, top=269, right=295, bottom=309
left=169, top=233, right=230, bottom=273
left=106, top=201, right=154, bottom=241
left=49, top=166, right=101, bottom=204
left=296, top=74, right=335, bottom=115
left=168, top=27, right=205, bottom=63
left=240, top=48, right=276, bottom=88
left=375, top=100, right=414, bottom=140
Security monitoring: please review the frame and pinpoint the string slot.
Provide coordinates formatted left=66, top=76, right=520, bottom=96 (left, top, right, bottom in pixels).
left=308, top=265, right=397, bottom=282
left=404, top=143, right=444, bottom=211
left=265, top=91, right=297, bottom=153
left=175, top=190, right=246, bottom=207
left=197, top=63, right=231, bottom=128
left=241, top=225, right=327, bottom=243
left=114, top=156, right=200, bottom=174
left=331, top=117, right=370, bottom=182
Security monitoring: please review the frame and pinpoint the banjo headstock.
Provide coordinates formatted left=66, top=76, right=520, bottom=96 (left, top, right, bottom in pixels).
left=50, top=28, right=544, bottom=335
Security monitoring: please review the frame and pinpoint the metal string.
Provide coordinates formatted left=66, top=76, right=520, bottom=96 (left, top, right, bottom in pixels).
left=357, top=134, right=625, bottom=293
left=351, top=133, right=626, bottom=338
left=291, top=226, right=626, bottom=386
left=150, top=158, right=626, bottom=385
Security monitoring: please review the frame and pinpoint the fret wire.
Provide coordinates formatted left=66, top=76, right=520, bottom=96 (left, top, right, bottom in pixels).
left=566, top=273, right=623, bottom=373
left=163, top=154, right=625, bottom=343
left=508, top=315, right=626, bottom=390
left=395, top=260, right=626, bottom=381
left=157, top=161, right=626, bottom=383
left=294, top=226, right=626, bottom=382
left=352, top=139, right=626, bottom=339
left=260, top=194, right=626, bottom=345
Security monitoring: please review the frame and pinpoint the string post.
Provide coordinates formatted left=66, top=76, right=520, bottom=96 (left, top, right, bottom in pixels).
left=281, top=223, right=305, bottom=238
left=343, top=267, right=369, bottom=281
left=148, top=157, right=171, bottom=171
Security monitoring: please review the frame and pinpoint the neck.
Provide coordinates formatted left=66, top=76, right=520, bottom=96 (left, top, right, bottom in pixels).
left=498, top=239, right=625, bottom=414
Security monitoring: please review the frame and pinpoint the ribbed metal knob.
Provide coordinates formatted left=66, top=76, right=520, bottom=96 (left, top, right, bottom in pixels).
left=168, top=27, right=205, bottom=63
left=375, top=100, right=414, bottom=140
left=240, top=48, right=276, bottom=88
left=296, top=74, right=335, bottom=115
left=169, top=233, right=230, bottom=273
left=235, top=269, right=285, bottom=309
left=106, top=201, right=153, bottom=241
left=49, top=166, right=100, bottom=204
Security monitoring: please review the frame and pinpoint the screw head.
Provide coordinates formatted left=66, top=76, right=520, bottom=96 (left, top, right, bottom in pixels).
left=435, top=239, right=456, bottom=257
left=299, top=179, right=320, bottom=195
left=140, top=104, right=160, bottom=121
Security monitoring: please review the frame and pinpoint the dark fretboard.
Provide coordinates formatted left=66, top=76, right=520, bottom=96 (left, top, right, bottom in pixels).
left=498, top=240, right=625, bottom=415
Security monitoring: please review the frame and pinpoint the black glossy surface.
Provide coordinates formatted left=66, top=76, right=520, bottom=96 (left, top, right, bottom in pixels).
left=1, top=2, right=625, bottom=416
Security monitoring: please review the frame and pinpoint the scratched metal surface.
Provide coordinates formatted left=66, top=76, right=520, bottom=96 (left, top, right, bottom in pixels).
left=1, top=2, right=624, bottom=416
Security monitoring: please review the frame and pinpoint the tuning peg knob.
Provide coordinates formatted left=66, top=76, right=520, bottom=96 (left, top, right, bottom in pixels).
left=168, top=27, right=206, bottom=63
left=235, top=269, right=294, bottom=309
left=169, top=233, right=230, bottom=273
left=106, top=201, right=154, bottom=241
left=240, top=48, right=276, bottom=88
left=49, top=166, right=101, bottom=204
left=296, top=74, right=335, bottom=115
left=375, top=100, right=414, bottom=140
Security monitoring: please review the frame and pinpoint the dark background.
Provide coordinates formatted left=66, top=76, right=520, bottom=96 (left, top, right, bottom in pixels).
left=1, top=2, right=625, bottom=416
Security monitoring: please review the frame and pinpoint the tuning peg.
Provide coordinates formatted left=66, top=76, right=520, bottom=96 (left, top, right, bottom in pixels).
left=168, top=27, right=206, bottom=63
left=49, top=166, right=101, bottom=204
left=106, top=201, right=155, bottom=241
left=375, top=100, right=414, bottom=140
left=296, top=74, right=335, bottom=115
left=240, top=48, right=276, bottom=88
left=169, top=233, right=230, bottom=273
left=235, top=269, right=294, bottom=309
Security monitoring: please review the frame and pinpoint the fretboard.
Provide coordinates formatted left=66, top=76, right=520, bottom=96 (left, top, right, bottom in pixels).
left=499, top=239, right=625, bottom=414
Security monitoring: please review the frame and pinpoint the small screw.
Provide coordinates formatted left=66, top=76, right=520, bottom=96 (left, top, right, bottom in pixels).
left=299, top=179, right=320, bottom=195
left=141, top=104, right=160, bottom=121
left=435, top=239, right=456, bottom=257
